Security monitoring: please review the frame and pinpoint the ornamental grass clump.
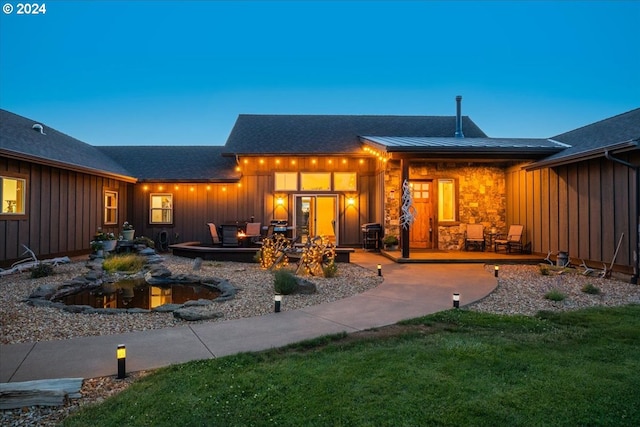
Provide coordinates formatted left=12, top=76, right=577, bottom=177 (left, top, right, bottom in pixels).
left=544, top=289, right=567, bottom=301
left=30, top=262, right=54, bottom=278
left=274, top=269, right=298, bottom=295
left=581, top=283, right=601, bottom=295
left=103, top=254, right=146, bottom=273
left=323, top=260, right=338, bottom=278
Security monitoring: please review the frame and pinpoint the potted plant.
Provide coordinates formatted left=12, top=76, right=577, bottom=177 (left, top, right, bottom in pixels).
left=93, top=230, right=117, bottom=252
left=121, top=221, right=135, bottom=241
left=383, top=234, right=399, bottom=250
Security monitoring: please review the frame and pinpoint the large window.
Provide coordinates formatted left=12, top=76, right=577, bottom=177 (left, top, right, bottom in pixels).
left=333, top=172, right=357, bottom=191
left=150, top=193, right=173, bottom=224
left=1, top=176, right=26, bottom=215
left=275, top=172, right=298, bottom=191
left=104, top=190, right=118, bottom=225
left=300, top=173, right=331, bottom=191
left=438, top=179, right=457, bottom=222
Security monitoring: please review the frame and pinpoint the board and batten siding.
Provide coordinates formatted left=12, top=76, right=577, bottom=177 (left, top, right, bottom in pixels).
left=132, top=156, right=378, bottom=247
left=1, top=157, right=133, bottom=264
left=506, top=151, right=638, bottom=272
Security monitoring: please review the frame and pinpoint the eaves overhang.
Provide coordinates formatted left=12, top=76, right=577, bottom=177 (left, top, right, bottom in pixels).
left=1, top=148, right=138, bottom=183
left=524, top=139, right=639, bottom=171
left=359, top=136, right=566, bottom=161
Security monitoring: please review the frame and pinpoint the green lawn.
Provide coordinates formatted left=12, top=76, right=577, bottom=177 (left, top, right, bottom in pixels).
left=63, top=305, right=640, bottom=426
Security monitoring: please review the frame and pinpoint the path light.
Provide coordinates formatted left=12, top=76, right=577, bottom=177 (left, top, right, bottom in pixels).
left=377, top=264, right=382, bottom=276
left=117, top=344, right=126, bottom=379
left=453, top=293, right=460, bottom=309
left=495, top=265, right=499, bottom=277
left=274, top=295, right=282, bottom=313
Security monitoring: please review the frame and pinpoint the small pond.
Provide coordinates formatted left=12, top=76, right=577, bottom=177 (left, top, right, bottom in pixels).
left=53, top=278, right=221, bottom=310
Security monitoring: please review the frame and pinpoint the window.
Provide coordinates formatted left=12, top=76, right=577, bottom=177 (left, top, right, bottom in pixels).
left=438, top=179, right=457, bottom=222
left=275, top=172, right=298, bottom=191
left=1, top=176, right=26, bottom=215
left=104, top=190, right=118, bottom=225
left=300, top=173, right=331, bottom=191
left=150, top=193, right=173, bottom=224
left=334, top=172, right=357, bottom=191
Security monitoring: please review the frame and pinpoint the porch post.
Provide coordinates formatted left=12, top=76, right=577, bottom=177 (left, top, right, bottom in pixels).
left=401, top=159, right=410, bottom=259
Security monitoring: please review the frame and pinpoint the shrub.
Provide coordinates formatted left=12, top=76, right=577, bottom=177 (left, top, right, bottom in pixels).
left=322, top=261, right=338, bottom=278
left=133, top=236, right=155, bottom=248
left=544, top=289, right=566, bottom=301
left=581, top=283, right=601, bottom=295
left=539, top=264, right=550, bottom=275
left=103, top=254, right=146, bottom=273
left=274, top=269, right=298, bottom=295
left=31, top=263, right=54, bottom=278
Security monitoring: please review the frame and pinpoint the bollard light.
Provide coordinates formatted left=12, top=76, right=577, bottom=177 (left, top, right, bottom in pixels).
left=274, top=295, right=282, bottom=313
left=117, top=344, right=126, bottom=379
left=377, top=264, right=382, bottom=276
left=494, top=265, right=499, bottom=277
left=453, top=293, right=460, bottom=309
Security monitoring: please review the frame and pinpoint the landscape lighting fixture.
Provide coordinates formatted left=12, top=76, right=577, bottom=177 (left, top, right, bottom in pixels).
left=117, top=344, right=126, bottom=379
left=495, top=265, right=499, bottom=277
left=274, top=295, right=282, bottom=313
left=453, top=293, right=460, bottom=309
left=377, top=264, right=382, bottom=276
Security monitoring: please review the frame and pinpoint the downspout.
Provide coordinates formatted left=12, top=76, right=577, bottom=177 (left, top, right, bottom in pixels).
left=605, top=150, right=639, bottom=284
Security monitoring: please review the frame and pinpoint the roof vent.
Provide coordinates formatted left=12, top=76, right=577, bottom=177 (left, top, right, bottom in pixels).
left=454, top=95, right=464, bottom=138
left=32, top=123, right=46, bottom=135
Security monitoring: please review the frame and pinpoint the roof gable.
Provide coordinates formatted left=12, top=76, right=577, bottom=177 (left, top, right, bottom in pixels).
left=532, top=108, right=640, bottom=167
left=0, top=109, right=134, bottom=179
left=97, top=146, right=239, bottom=182
left=224, top=114, right=488, bottom=155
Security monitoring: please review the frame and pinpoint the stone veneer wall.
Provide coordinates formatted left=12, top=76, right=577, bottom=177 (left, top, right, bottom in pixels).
left=384, top=161, right=507, bottom=250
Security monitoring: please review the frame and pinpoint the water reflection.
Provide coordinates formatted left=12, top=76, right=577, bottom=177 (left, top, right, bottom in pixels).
left=55, top=278, right=221, bottom=310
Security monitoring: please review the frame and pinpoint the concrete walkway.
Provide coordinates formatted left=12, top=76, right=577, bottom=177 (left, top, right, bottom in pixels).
left=0, top=252, right=496, bottom=383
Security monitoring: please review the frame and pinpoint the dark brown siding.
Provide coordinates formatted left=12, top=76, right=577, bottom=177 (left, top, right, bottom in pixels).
left=133, top=156, right=378, bottom=247
left=506, top=150, right=638, bottom=271
left=1, top=157, right=133, bottom=264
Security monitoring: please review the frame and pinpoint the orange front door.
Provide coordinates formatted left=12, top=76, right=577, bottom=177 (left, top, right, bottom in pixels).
left=409, top=181, right=434, bottom=249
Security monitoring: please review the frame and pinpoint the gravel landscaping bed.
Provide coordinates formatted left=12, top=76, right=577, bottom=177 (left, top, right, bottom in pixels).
left=1, top=256, right=638, bottom=426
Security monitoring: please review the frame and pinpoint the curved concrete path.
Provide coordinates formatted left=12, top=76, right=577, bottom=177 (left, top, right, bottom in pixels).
left=0, top=252, right=496, bottom=383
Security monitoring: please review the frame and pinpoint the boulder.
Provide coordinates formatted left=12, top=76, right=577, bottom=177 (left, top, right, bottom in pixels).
left=296, top=278, right=317, bottom=294
left=173, top=306, right=224, bottom=321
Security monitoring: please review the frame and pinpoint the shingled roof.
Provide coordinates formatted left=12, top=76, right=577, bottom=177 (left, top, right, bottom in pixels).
left=0, top=109, right=135, bottom=180
left=223, top=114, right=488, bottom=155
left=529, top=108, right=640, bottom=168
left=97, top=146, right=239, bottom=182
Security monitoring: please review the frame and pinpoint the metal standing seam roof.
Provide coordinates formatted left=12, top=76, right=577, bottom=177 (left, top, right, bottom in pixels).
left=360, top=136, right=569, bottom=153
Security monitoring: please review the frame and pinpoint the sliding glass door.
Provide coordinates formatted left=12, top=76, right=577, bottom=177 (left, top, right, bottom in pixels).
left=294, top=195, right=337, bottom=244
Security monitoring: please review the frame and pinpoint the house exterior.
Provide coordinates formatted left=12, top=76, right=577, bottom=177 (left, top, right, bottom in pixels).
left=1, top=102, right=638, bottom=281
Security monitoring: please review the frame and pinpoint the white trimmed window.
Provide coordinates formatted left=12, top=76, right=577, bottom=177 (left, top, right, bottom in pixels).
left=274, top=172, right=298, bottom=191
left=1, top=176, right=26, bottom=215
left=104, top=190, right=118, bottom=225
left=150, top=193, right=173, bottom=224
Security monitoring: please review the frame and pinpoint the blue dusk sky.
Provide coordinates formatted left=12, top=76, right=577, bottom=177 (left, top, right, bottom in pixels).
left=1, top=1, right=638, bottom=146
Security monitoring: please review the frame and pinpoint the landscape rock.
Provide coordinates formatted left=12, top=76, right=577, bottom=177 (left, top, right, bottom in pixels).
left=296, top=278, right=318, bottom=294
left=173, top=306, right=224, bottom=321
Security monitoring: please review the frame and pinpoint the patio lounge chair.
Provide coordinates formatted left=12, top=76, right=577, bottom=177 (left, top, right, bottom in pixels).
left=206, top=223, right=221, bottom=246
left=494, top=225, right=524, bottom=253
left=220, top=224, right=240, bottom=247
left=245, top=222, right=262, bottom=245
left=464, top=224, right=485, bottom=251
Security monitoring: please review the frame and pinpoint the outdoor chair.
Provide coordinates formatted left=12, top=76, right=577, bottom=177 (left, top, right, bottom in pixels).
left=494, top=225, right=524, bottom=253
left=220, top=224, right=240, bottom=247
left=464, top=224, right=486, bottom=251
left=245, top=222, right=262, bottom=245
left=206, top=223, right=221, bottom=246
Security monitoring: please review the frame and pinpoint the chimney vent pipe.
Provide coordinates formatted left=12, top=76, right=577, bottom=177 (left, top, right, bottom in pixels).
left=454, top=96, right=464, bottom=138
